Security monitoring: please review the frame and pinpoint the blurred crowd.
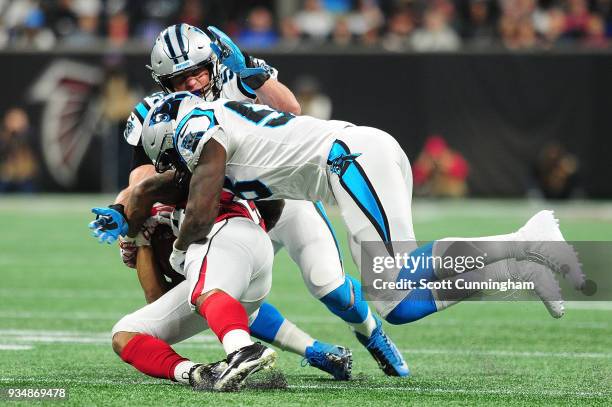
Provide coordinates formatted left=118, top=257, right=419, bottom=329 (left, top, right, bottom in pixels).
left=0, top=0, right=610, bottom=52
left=0, top=108, right=37, bottom=192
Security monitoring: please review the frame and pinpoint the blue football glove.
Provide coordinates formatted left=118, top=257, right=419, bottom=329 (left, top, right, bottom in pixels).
left=207, top=26, right=271, bottom=89
left=88, top=205, right=129, bottom=244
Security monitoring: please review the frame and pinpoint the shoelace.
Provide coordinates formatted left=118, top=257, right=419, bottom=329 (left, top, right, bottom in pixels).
left=301, top=352, right=334, bottom=370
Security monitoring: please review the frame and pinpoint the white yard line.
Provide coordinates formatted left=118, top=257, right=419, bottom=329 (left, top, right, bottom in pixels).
left=0, top=329, right=217, bottom=345
left=0, top=288, right=140, bottom=300
left=0, top=310, right=124, bottom=321
left=1, top=309, right=610, bottom=331
left=565, top=301, right=612, bottom=310
left=0, top=344, right=32, bottom=350
left=0, top=329, right=610, bottom=359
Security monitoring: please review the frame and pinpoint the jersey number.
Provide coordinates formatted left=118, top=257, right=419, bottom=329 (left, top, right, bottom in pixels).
left=224, top=177, right=272, bottom=200
left=224, top=101, right=294, bottom=127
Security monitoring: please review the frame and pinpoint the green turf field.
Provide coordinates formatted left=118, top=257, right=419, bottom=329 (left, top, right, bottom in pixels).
left=1, top=196, right=611, bottom=406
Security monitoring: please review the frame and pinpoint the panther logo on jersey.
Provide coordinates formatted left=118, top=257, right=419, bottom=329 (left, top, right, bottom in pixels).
left=180, top=131, right=204, bottom=152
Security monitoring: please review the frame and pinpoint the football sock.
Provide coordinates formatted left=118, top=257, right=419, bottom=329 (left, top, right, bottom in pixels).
left=222, top=329, right=253, bottom=355
left=351, top=308, right=378, bottom=337
left=198, top=291, right=252, bottom=354
left=120, top=334, right=187, bottom=381
left=386, top=288, right=438, bottom=325
left=320, top=276, right=374, bottom=336
left=173, top=360, right=196, bottom=384
left=387, top=259, right=517, bottom=324
left=272, top=319, right=315, bottom=356
left=344, top=276, right=377, bottom=337
left=432, top=259, right=513, bottom=310
left=250, top=302, right=317, bottom=356
left=432, top=234, right=520, bottom=278
left=249, top=302, right=285, bottom=343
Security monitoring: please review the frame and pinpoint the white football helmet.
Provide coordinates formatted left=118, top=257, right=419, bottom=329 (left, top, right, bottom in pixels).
left=142, top=92, right=187, bottom=173
left=148, top=24, right=222, bottom=100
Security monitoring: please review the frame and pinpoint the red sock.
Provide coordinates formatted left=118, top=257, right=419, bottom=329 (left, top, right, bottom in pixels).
left=120, top=334, right=187, bottom=381
left=198, top=291, right=250, bottom=342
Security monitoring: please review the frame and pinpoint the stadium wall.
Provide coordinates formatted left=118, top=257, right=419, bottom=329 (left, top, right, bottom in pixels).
left=2, top=51, right=611, bottom=197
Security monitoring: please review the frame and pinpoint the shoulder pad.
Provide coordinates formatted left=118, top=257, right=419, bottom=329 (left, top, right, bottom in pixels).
left=124, top=92, right=166, bottom=146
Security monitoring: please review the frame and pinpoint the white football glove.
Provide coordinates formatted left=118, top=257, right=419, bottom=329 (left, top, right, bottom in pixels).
left=142, top=203, right=174, bottom=240
left=169, top=241, right=187, bottom=274
left=170, top=208, right=185, bottom=237
left=118, top=237, right=138, bottom=268
left=117, top=203, right=174, bottom=269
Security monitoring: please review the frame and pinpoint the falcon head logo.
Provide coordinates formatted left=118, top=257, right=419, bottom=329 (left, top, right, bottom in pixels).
left=29, top=60, right=104, bottom=188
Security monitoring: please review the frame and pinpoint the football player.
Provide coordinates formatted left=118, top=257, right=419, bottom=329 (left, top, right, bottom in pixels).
left=91, top=24, right=408, bottom=377
left=112, top=170, right=279, bottom=391
left=134, top=90, right=586, bottom=329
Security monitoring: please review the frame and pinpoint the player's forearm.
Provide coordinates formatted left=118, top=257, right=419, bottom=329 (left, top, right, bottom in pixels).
left=174, top=215, right=214, bottom=251
left=114, top=165, right=157, bottom=206
left=136, top=246, right=168, bottom=303
left=174, top=143, right=225, bottom=250
left=174, top=179, right=220, bottom=250
left=255, top=79, right=301, bottom=115
left=126, top=172, right=181, bottom=237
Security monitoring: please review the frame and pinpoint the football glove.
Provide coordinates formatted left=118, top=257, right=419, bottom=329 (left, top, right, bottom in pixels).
left=119, top=237, right=138, bottom=268
left=89, top=205, right=128, bottom=244
left=143, top=203, right=174, bottom=241
left=117, top=204, right=174, bottom=269
left=169, top=241, right=187, bottom=274
left=207, top=26, right=271, bottom=89
left=169, top=208, right=185, bottom=237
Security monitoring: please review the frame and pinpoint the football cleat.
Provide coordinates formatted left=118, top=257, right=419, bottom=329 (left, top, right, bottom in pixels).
left=516, top=210, right=585, bottom=290
left=212, top=342, right=277, bottom=392
left=189, top=361, right=227, bottom=391
left=355, top=316, right=410, bottom=377
left=303, top=341, right=352, bottom=380
left=510, top=260, right=565, bottom=318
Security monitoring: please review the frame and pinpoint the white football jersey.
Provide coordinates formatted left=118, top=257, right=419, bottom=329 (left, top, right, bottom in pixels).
left=124, top=62, right=277, bottom=147
left=144, top=92, right=353, bottom=202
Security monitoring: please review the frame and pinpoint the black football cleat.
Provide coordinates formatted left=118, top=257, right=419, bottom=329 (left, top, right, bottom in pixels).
left=189, top=361, right=227, bottom=391
left=212, top=343, right=277, bottom=392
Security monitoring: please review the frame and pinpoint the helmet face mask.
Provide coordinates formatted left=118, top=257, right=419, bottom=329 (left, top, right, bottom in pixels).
left=148, top=24, right=222, bottom=101
left=151, top=133, right=178, bottom=174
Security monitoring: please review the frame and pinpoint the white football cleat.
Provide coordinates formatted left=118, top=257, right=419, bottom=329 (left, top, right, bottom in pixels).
left=516, top=210, right=585, bottom=290
left=510, top=260, right=565, bottom=318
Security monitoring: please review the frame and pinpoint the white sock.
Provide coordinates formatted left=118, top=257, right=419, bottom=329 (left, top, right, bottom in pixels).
left=173, top=360, right=196, bottom=384
left=222, top=329, right=253, bottom=355
left=433, top=260, right=514, bottom=310
left=433, top=233, right=521, bottom=278
left=349, top=308, right=377, bottom=338
left=273, top=319, right=315, bottom=356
